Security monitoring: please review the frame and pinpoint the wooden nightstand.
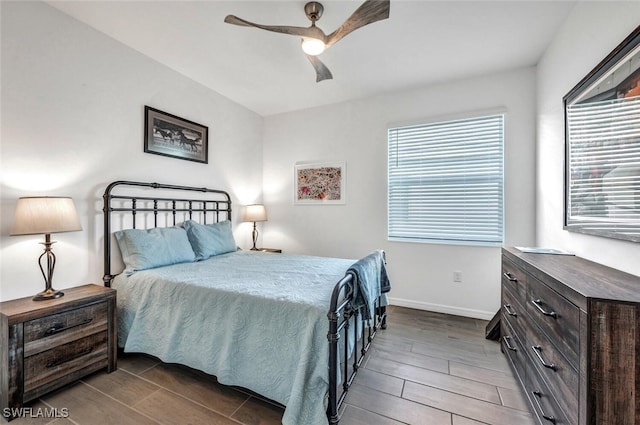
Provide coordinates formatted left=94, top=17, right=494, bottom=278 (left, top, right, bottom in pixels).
left=0, top=284, right=116, bottom=421
left=259, top=248, right=282, bottom=253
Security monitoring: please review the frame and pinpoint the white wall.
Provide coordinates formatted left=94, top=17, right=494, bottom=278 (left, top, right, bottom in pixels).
left=263, top=68, right=537, bottom=319
left=0, top=1, right=263, bottom=301
left=536, top=2, right=640, bottom=275
left=12, top=1, right=631, bottom=316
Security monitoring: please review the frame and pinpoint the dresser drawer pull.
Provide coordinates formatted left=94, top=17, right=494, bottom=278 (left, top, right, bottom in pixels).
left=503, top=272, right=518, bottom=282
left=531, top=299, right=557, bottom=318
left=532, top=391, right=557, bottom=424
left=43, top=318, right=93, bottom=337
left=531, top=345, right=557, bottom=371
left=45, top=347, right=93, bottom=368
left=502, top=335, right=517, bottom=351
left=503, top=304, right=518, bottom=317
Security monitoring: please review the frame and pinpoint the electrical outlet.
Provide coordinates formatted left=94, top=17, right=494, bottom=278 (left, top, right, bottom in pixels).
left=453, top=271, right=463, bottom=283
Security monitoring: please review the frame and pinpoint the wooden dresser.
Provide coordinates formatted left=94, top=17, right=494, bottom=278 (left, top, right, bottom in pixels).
left=0, top=284, right=116, bottom=420
left=501, top=247, right=640, bottom=425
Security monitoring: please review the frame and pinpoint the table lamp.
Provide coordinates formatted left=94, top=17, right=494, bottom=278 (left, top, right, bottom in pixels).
left=10, top=196, right=82, bottom=301
left=242, top=204, right=267, bottom=250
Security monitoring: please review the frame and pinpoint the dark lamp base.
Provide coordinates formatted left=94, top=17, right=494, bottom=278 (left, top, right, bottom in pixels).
left=33, top=288, right=64, bottom=301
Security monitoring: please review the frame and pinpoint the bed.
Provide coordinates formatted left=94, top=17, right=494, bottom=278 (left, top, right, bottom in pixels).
left=102, top=181, right=389, bottom=425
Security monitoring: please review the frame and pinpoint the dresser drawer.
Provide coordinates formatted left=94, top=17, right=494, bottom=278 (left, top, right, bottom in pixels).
left=526, top=276, right=579, bottom=366
left=501, top=318, right=527, bottom=385
left=527, top=362, right=573, bottom=425
left=24, top=331, right=108, bottom=393
left=527, top=316, right=579, bottom=425
left=23, top=302, right=108, bottom=357
left=502, top=257, right=527, bottom=304
left=502, top=285, right=526, bottom=342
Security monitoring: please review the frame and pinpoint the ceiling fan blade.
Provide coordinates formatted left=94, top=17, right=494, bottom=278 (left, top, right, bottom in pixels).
left=224, top=15, right=321, bottom=39
left=325, top=0, right=390, bottom=48
left=306, top=54, right=333, bottom=82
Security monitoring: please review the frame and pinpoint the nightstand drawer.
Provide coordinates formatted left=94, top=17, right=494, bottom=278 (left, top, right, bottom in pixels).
left=24, top=331, right=108, bottom=393
left=24, top=302, right=108, bottom=357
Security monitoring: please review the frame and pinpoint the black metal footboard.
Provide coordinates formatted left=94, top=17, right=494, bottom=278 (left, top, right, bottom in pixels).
left=327, top=272, right=387, bottom=424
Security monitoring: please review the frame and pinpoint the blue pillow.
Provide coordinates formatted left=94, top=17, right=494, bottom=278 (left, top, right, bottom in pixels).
left=183, top=220, right=237, bottom=260
left=114, top=226, right=195, bottom=275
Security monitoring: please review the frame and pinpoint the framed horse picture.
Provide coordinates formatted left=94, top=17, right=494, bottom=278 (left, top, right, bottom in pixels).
left=144, top=106, right=208, bottom=164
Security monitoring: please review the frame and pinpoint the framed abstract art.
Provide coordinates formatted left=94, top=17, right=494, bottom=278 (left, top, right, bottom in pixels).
left=294, top=161, right=346, bottom=205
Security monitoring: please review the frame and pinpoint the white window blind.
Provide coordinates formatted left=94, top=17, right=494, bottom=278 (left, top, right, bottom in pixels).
left=388, top=114, right=504, bottom=245
left=566, top=96, right=640, bottom=237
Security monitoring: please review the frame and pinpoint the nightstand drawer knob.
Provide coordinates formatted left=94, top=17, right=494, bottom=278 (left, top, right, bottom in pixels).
left=45, top=347, right=93, bottom=368
left=44, top=318, right=93, bottom=337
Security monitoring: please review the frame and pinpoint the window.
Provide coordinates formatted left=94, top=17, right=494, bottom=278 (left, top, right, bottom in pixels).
left=388, top=113, right=504, bottom=245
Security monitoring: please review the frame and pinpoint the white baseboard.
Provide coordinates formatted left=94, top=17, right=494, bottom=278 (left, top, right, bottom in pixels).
left=387, top=297, right=496, bottom=321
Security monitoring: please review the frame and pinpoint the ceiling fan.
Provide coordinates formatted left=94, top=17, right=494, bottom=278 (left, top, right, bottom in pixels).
left=224, top=0, right=390, bottom=82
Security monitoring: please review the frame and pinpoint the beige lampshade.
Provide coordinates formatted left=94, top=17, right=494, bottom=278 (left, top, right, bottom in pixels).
left=11, top=197, right=82, bottom=236
left=243, top=204, right=267, bottom=222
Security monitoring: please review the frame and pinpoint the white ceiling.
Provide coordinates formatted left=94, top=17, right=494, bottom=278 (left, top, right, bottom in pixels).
left=46, top=0, right=576, bottom=116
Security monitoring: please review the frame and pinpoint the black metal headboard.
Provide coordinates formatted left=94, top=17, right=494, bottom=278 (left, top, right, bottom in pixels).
left=102, top=180, right=232, bottom=286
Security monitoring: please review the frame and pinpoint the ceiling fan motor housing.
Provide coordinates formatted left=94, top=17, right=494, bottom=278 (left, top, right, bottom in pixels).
left=304, top=2, right=324, bottom=22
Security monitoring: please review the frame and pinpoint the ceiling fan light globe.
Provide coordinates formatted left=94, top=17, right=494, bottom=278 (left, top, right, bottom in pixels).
left=301, top=37, right=326, bottom=56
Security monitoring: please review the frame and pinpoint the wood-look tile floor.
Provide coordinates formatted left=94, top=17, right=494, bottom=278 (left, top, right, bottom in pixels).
left=5, top=306, right=535, bottom=425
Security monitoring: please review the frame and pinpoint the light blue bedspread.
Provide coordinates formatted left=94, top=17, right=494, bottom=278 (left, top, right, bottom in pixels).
left=112, top=250, right=363, bottom=425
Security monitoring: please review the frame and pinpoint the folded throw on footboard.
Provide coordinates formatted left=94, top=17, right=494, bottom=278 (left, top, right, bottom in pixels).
left=347, top=250, right=390, bottom=320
